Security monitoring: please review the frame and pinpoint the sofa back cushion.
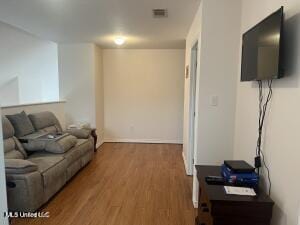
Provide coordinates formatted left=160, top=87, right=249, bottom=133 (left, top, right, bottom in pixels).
left=6, top=111, right=35, bottom=138
left=28, top=112, right=62, bottom=133
left=2, top=116, right=15, bottom=139
left=2, top=116, right=27, bottom=159
left=4, top=138, right=24, bottom=159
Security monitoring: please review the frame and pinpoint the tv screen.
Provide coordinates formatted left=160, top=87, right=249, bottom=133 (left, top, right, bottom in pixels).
left=241, top=7, right=284, bottom=82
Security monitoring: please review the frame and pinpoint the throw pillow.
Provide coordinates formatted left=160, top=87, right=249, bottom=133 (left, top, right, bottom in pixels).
left=6, top=111, right=35, bottom=138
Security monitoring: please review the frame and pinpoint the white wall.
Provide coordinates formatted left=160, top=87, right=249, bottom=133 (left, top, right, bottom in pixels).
left=0, top=77, right=19, bottom=106
left=183, top=0, right=242, bottom=205
left=0, top=21, right=59, bottom=106
left=0, top=110, right=8, bottom=225
left=196, top=0, right=241, bottom=165
left=103, top=49, right=185, bottom=143
left=59, top=44, right=96, bottom=127
left=59, top=43, right=104, bottom=146
left=234, top=1, right=300, bottom=225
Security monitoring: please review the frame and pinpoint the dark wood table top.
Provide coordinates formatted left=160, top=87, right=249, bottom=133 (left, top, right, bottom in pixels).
left=195, top=165, right=274, bottom=205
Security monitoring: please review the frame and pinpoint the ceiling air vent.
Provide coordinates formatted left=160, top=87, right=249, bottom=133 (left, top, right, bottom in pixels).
left=152, top=9, right=168, bottom=18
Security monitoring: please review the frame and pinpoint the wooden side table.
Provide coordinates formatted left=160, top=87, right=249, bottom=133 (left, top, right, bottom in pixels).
left=91, top=129, right=97, bottom=152
left=195, top=166, right=274, bottom=225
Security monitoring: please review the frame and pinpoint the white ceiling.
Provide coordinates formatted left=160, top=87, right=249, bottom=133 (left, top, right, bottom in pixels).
left=0, top=0, right=200, bottom=49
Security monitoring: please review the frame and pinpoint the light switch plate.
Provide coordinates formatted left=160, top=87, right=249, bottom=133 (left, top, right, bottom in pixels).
left=210, top=95, right=218, bottom=106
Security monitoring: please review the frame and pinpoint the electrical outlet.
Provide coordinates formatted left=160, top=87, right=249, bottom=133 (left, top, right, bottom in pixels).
left=130, top=125, right=134, bottom=133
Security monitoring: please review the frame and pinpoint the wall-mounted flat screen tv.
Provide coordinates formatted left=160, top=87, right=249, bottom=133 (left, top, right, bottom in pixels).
left=241, top=7, right=284, bottom=81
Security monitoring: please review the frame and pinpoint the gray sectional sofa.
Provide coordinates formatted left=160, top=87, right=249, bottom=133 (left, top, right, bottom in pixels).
left=2, top=111, right=94, bottom=212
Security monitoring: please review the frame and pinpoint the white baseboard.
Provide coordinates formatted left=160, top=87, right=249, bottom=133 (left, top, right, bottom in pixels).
left=182, top=151, right=193, bottom=176
left=96, top=140, right=104, bottom=149
left=182, top=151, right=192, bottom=176
left=103, top=138, right=183, bottom=144
left=193, top=201, right=198, bottom=208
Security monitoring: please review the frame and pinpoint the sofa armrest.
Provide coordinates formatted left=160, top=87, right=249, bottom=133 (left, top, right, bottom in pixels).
left=5, top=159, right=38, bottom=174
left=5, top=161, right=44, bottom=212
left=65, top=128, right=91, bottom=139
left=6, top=171, right=44, bottom=212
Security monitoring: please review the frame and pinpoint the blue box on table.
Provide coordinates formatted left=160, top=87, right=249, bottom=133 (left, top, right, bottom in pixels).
left=221, top=164, right=259, bottom=187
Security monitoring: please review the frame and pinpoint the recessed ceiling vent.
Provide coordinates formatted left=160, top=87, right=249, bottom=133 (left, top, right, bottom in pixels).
left=152, top=9, right=168, bottom=18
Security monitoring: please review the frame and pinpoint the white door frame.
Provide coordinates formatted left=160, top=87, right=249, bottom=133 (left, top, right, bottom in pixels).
left=187, top=41, right=199, bottom=176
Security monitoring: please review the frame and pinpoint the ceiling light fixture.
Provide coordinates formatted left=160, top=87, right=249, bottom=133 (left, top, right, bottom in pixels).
left=114, top=37, right=125, bottom=46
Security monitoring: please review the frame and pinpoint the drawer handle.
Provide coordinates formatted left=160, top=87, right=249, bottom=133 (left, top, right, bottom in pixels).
left=202, top=207, right=209, bottom=213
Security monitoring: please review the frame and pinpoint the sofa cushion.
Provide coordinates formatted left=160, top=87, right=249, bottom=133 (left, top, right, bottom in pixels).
left=27, top=151, right=56, bottom=159
left=5, top=159, right=38, bottom=174
left=45, top=135, right=77, bottom=154
left=81, top=150, right=93, bottom=167
left=28, top=112, right=62, bottom=132
left=28, top=156, right=65, bottom=174
left=66, top=128, right=91, bottom=139
left=28, top=156, right=67, bottom=201
left=5, top=150, right=24, bottom=159
left=4, top=138, right=16, bottom=153
left=2, top=116, right=27, bottom=159
left=6, top=111, right=35, bottom=138
left=21, top=132, right=77, bottom=154
left=66, top=160, right=82, bottom=180
left=29, top=141, right=83, bottom=167
left=75, top=138, right=94, bottom=167
left=42, top=126, right=59, bottom=134
left=21, top=131, right=49, bottom=152
left=28, top=138, right=93, bottom=167
left=4, top=137, right=27, bottom=159
left=75, top=138, right=93, bottom=155
left=29, top=148, right=79, bottom=167
left=2, top=116, right=15, bottom=139
left=62, top=147, right=82, bottom=166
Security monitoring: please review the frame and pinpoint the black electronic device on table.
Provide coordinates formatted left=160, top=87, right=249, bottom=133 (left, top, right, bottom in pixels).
left=224, top=160, right=255, bottom=173
left=205, top=176, right=225, bottom=185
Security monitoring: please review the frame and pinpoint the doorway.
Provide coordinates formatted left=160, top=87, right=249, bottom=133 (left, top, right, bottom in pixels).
left=187, top=41, right=198, bottom=175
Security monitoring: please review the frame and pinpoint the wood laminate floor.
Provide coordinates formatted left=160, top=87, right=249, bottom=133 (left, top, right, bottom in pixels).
left=12, top=143, right=196, bottom=225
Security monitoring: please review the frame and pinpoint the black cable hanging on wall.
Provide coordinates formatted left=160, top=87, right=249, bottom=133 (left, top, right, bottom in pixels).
left=255, top=80, right=273, bottom=196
